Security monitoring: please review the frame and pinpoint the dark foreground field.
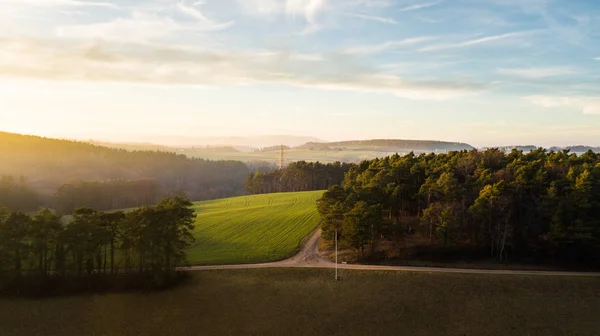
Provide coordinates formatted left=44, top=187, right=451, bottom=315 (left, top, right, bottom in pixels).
left=1, top=269, right=599, bottom=336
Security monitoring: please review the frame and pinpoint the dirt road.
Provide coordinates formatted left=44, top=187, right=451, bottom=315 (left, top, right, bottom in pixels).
left=185, top=230, right=600, bottom=277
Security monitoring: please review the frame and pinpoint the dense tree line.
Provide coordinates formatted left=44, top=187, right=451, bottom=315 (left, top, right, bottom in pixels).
left=0, top=131, right=249, bottom=204
left=0, top=197, right=195, bottom=296
left=0, top=175, right=42, bottom=212
left=56, top=179, right=161, bottom=214
left=245, top=161, right=355, bottom=194
left=318, top=149, right=600, bottom=267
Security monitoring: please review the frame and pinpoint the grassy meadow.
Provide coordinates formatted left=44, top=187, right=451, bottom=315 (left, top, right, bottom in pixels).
left=187, top=191, right=324, bottom=265
left=2, top=268, right=599, bottom=336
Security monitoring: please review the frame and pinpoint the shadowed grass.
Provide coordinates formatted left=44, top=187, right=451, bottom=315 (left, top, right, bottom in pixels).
left=1, top=268, right=599, bottom=336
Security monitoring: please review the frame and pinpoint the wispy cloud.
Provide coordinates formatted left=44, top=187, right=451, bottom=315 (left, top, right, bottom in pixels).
left=237, top=0, right=326, bottom=33
left=286, top=0, right=326, bottom=24
left=487, top=0, right=548, bottom=14
left=0, top=36, right=484, bottom=101
left=2, top=0, right=119, bottom=9
left=344, top=36, right=436, bottom=55
left=176, top=2, right=235, bottom=30
left=419, top=31, right=533, bottom=52
left=237, top=0, right=282, bottom=15
left=595, top=57, right=600, bottom=61
left=526, top=95, right=600, bottom=115
left=399, top=0, right=443, bottom=12
left=344, top=12, right=397, bottom=24
left=350, top=0, right=394, bottom=7
left=57, top=3, right=234, bottom=43
left=498, top=67, right=578, bottom=79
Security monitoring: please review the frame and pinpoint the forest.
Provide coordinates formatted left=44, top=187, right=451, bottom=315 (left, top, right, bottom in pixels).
left=0, top=197, right=196, bottom=297
left=0, top=176, right=40, bottom=212
left=318, top=149, right=600, bottom=267
left=245, top=161, right=354, bottom=194
left=55, top=179, right=162, bottom=214
left=0, top=131, right=251, bottom=209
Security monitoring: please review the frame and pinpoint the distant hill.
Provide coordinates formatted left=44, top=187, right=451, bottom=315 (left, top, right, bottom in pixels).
left=492, top=145, right=539, bottom=152
left=92, top=134, right=324, bottom=148
left=88, top=141, right=176, bottom=152
left=256, top=145, right=291, bottom=152
left=296, top=139, right=475, bottom=152
left=91, top=138, right=477, bottom=163
left=492, top=145, right=600, bottom=153
left=549, top=146, right=600, bottom=153
left=0, top=131, right=250, bottom=209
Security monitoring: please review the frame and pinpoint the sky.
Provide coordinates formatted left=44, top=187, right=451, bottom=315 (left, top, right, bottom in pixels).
left=0, top=0, right=599, bottom=147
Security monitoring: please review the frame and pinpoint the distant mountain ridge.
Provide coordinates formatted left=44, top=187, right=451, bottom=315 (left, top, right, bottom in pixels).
left=296, top=139, right=475, bottom=152
left=90, top=134, right=324, bottom=148
left=494, top=145, right=600, bottom=153
left=549, top=145, right=600, bottom=153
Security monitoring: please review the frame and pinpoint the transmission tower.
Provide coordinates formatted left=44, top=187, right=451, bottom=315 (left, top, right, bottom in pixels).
left=279, top=145, right=285, bottom=170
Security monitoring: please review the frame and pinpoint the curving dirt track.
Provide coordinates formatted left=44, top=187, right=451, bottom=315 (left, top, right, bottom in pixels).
left=184, top=229, right=600, bottom=277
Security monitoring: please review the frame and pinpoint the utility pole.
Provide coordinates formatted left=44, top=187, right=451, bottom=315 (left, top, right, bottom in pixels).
left=279, top=145, right=285, bottom=170
left=335, top=229, right=338, bottom=281
left=278, top=145, right=285, bottom=193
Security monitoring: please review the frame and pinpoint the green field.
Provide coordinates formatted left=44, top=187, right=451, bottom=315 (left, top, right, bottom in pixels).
left=2, top=268, right=599, bottom=336
left=187, top=191, right=324, bottom=265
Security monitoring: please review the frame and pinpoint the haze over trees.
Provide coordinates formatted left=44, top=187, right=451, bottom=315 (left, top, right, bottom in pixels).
left=0, top=131, right=250, bottom=210
left=245, top=161, right=354, bottom=194
left=318, top=149, right=600, bottom=267
left=0, top=196, right=196, bottom=296
left=55, top=179, right=161, bottom=214
left=0, top=176, right=41, bottom=212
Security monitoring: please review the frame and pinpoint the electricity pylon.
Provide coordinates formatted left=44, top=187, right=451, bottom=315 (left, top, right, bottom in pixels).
left=279, top=145, right=285, bottom=170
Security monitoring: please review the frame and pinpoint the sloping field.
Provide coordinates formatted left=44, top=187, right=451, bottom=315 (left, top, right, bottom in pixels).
left=187, top=191, right=324, bottom=265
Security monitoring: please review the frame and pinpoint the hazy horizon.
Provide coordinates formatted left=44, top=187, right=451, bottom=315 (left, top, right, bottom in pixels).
left=4, top=129, right=600, bottom=150
left=1, top=0, right=599, bottom=147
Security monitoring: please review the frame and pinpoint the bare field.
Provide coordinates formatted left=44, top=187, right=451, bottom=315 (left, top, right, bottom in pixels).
left=2, top=268, right=599, bottom=336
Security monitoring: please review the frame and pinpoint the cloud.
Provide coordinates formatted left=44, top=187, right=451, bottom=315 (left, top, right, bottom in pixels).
left=237, top=0, right=282, bottom=15
left=344, top=37, right=436, bottom=55
left=349, top=0, right=394, bottom=7
left=242, top=0, right=327, bottom=24
left=487, top=0, right=548, bottom=13
left=176, top=2, right=235, bottom=29
left=2, top=0, right=119, bottom=9
left=419, top=31, right=533, bottom=52
left=595, top=57, right=600, bottom=61
left=498, top=67, right=578, bottom=79
left=344, top=12, right=397, bottom=24
left=286, top=0, right=326, bottom=24
left=57, top=12, right=183, bottom=42
left=526, top=95, right=600, bottom=115
left=399, top=0, right=442, bottom=11
left=0, top=36, right=484, bottom=101
left=57, top=4, right=234, bottom=43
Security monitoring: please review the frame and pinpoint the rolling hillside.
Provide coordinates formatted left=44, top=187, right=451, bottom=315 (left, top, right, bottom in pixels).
left=296, top=139, right=474, bottom=152
left=113, top=138, right=475, bottom=164
left=188, top=191, right=324, bottom=265
left=0, top=131, right=249, bottom=203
